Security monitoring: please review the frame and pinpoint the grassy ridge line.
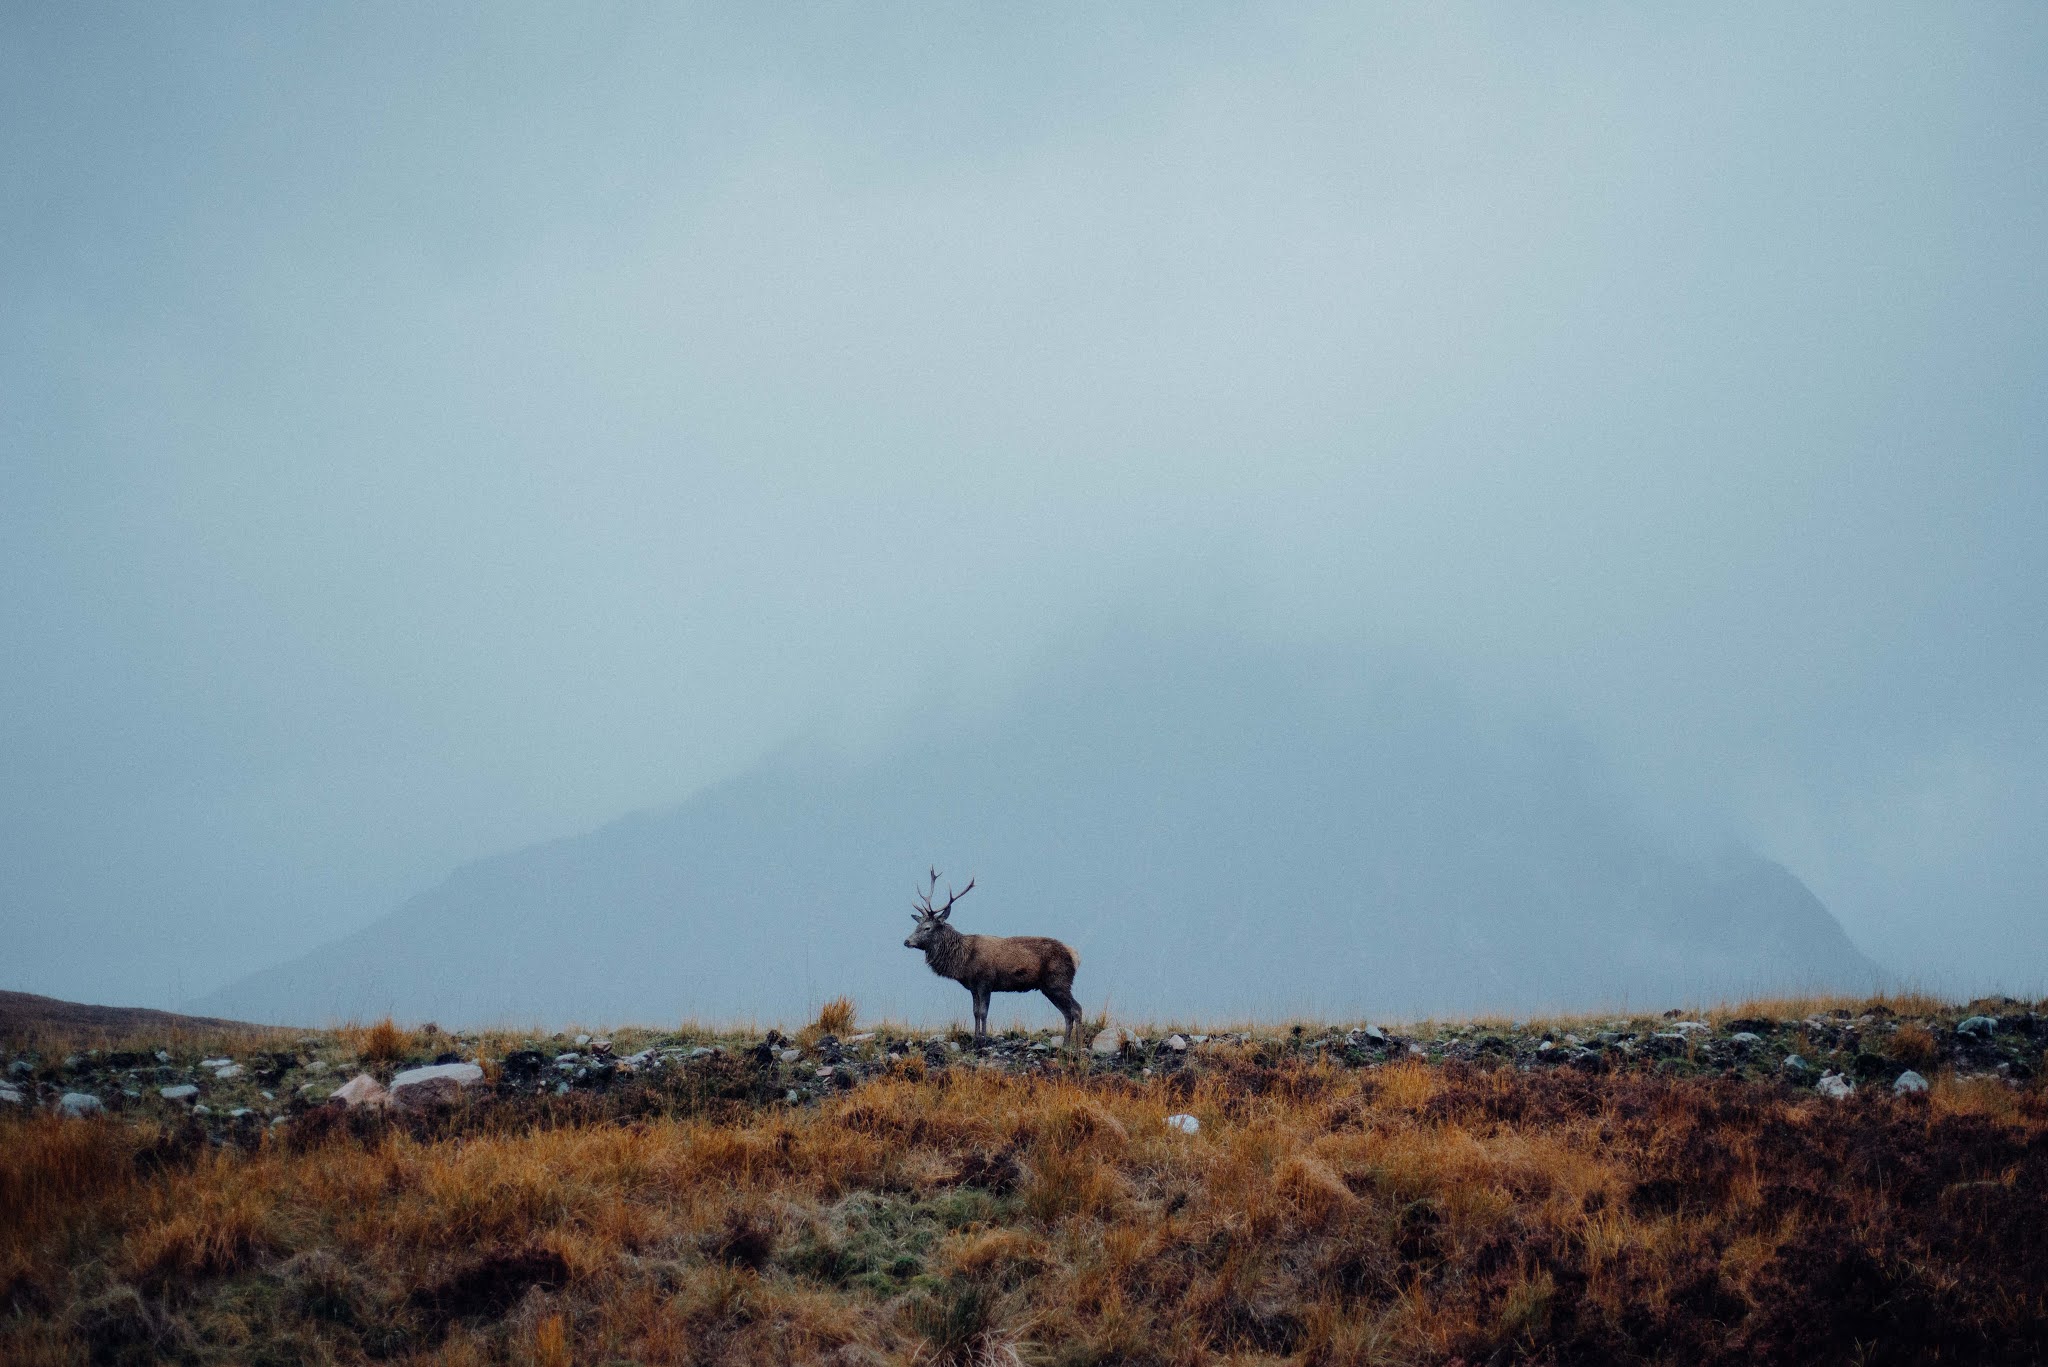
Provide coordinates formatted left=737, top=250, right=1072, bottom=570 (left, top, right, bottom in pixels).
left=0, top=987, right=1976, bottom=1055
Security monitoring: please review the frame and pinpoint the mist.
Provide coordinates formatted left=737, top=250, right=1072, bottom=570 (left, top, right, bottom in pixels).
left=4, top=5, right=2045, bottom=1015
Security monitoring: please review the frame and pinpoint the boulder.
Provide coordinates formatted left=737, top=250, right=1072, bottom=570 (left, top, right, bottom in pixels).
left=1957, top=1015, right=1997, bottom=1039
left=1893, top=1070, right=1930, bottom=1095
left=1782, top=1054, right=1810, bottom=1072
left=1166, top=1034, right=1189, bottom=1052
left=159, top=1084, right=199, bottom=1102
left=389, top=1062, right=484, bottom=1109
left=331, top=1073, right=390, bottom=1108
left=1816, top=1072, right=1854, bottom=1100
left=1166, top=1113, right=1200, bottom=1134
left=59, top=1092, right=102, bottom=1116
left=211, top=1063, right=243, bottom=1080
left=1091, top=1027, right=1131, bottom=1057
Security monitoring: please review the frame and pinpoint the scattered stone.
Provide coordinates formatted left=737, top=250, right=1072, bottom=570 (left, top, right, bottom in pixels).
left=390, top=1062, right=484, bottom=1109
left=159, top=1084, right=199, bottom=1102
left=1731, top=1032, right=1763, bottom=1045
left=200, top=1057, right=232, bottom=1069
left=193, top=1104, right=210, bottom=1115
left=0, top=1085, right=22, bottom=1105
left=1893, top=1070, right=1930, bottom=1095
left=154, top=1050, right=171, bottom=1063
left=1091, top=1027, right=1131, bottom=1056
left=689, top=1046, right=717, bottom=1058
left=59, top=1092, right=102, bottom=1116
left=1166, top=1113, right=1200, bottom=1134
left=1782, top=1054, right=1810, bottom=1072
left=1816, top=1072, right=1855, bottom=1099
left=778, top=1049, right=802, bottom=1063
left=210, top=1063, right=243, bottom=1080
left=786, top=1090, right=800, bottom=1104
left=331, top=1074, right=391, bottom=1109
left=8, top=1059, right=32, bottom=1076
left=573, top=1033, right=592, bottom=1047
left=847, top=1033, right=876, bottom=1044
left=229, top=1108, right=252, bottom=1118
left=589, top=1039, right=613, bottom=1057
left=1669, top=1021, right=1710, bottom=1034
left=1957, top=1015, right=1997, bottom=1039
left=555, top=1054, right=581, bottom=1069
left=1166, top=1034, right=1188, bottom=1052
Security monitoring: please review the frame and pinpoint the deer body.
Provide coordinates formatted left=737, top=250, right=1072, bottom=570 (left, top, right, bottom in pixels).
left=904, top=872, right=1084, bottom=1048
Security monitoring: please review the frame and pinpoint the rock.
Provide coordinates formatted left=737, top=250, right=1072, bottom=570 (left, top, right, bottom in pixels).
left=229, top=1108, right=253, bottom=1118
left=1816, top=1072, right=1854, bottom=1099
left=155, top=1050, right=171, bottom=1063
left=1091, top=1027, right=1131, bottom=1057
left=1191, top=1034, right=1210, bottom=1045
left=1166, top=1113, right=1200, bottom=1134
left=688, top=1046, right=717, bottom=1058
left=193, top=1104, right=210, bottom=1115
left=1782, top=1054, right=1810, bottom=1072
left=0, top=1085, right=22, bottom=1105
left=211, top=1063, right=243, bottom=1080
left=8, top=1059, right=32, bottom=1076
left=589, top=1038, right=613, bottom=1057
left=159, top=1084, right=199, bottom=1102
left=1166, top=1034, right=1188, bottom=1052
left=847, top=1033, right=876, bottom=1044
left=1893, top=1070, right=1930, bottom=1095
left=200, top=1057, right=232, bottom=1069
left=1669, top=1021, right=1710, bottom=1034
left=778, top=1049, right=802, bottom=1063
left=331, top=1073, right=390, bottom=1108
left=574, top=1034, right=592, bottom=1047
left=1364, top=1025, right=1388, bottom=1043
left=555, top=1054, right=581, bottom=1069
left=305, top=1060, right=329, bottom=1074
left=59, top=1092, right=102, bottom=1116
left=1730, top=1032, right=1763, bottom=1045
left=389, top=1062, right=484, bottom=1108
left=1957, top=1015, right=1997, bottom=1039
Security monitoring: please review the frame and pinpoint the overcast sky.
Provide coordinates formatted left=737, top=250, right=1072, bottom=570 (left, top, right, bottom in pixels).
left=4, top=4, right=2044, bottom=1010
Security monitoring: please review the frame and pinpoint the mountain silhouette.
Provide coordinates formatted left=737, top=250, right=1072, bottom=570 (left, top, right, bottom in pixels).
left=199, top=633, right=1882, bottom=1027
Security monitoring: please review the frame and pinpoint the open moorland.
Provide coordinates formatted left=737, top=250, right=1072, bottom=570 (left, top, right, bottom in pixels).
left=3, top=994, right=2045, bottom=1366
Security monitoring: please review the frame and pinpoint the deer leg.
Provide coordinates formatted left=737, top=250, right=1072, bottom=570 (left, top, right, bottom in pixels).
left=972, top=987, right=991, bottom=1045
left=1043, top=985, right=1082, bottom=1050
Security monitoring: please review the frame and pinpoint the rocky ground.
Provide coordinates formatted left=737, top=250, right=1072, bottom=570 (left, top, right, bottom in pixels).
left=4, top=995, right=2040, bottom=1142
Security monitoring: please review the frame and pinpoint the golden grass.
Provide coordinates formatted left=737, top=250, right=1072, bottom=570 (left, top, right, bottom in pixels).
left=3, top=1013, right=2044, bottom=1364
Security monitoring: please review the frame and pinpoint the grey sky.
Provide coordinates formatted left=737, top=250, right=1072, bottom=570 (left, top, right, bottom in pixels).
left=4, top=4, right=2044, bottom=1009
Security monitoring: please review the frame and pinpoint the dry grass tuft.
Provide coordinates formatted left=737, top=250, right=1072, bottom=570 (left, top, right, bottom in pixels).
left=813, top=995, right=859, bottom=1036
left=339, top=1016, right=416, bottom=1064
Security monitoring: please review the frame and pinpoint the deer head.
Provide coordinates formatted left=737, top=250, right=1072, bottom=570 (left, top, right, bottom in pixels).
left=904, top=867, right=974, bottom=950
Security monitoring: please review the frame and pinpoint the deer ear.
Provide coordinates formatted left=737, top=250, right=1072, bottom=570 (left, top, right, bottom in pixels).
left=935, top=905, right=952, bottom=922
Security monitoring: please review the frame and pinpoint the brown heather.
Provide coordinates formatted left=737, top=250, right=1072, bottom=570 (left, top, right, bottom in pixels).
left=3, top=1031, right=2046, bottom=1365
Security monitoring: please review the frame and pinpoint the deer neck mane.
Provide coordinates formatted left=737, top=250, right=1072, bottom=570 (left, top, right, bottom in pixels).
left=922, top=923, right=972, bottom=980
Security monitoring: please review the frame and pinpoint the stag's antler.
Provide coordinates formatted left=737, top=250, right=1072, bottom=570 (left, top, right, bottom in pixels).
left=913, top=868, right=975, bottom=920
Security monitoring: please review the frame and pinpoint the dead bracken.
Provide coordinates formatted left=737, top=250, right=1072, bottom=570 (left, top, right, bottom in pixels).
left=1, top=993, right=2043, bottom=1365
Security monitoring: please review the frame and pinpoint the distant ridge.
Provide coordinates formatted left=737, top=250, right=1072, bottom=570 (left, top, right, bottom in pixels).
left=201, top=633, right=1884, bottom=1028
left=0, top=989, right=285, bottom=1042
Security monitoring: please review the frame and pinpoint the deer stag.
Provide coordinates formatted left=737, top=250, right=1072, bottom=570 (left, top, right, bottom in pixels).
left=903, top=869, right=1084, bottom=1049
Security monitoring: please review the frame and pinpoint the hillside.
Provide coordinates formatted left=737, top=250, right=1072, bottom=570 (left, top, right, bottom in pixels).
left=200, top=637, right=1883, bottom=1027
left=3, top=995, right=2043, bottom=1366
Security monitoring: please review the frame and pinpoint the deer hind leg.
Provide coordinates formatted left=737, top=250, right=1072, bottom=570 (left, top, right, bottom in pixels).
left=1043, top=984, right=1083, bottom=1050
left=972, top=986, right=991, bottom=1045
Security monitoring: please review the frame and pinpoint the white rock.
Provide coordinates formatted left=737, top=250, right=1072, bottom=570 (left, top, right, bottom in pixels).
left=1893, top=1070, right=1930, bottom=1095
left=200, top=1057, right=232, bottom=1069
left=778, top=1049, right=802, bottom=1063
left=390, top=1062, right=484, bottom=1095
left=59, top=1092, right=102, bottom=1116
left=1408, top=1043, right=1428, bottom=1057
left=0, top=1085, right=23, bottom=1105
left=554, top=1054, right=581, bottom=1068
left=1782, top=1054, right=1810, bottom=1072
left=159, top=1084, right=199, bottom=1101
left=1166, top=1113, right=1200, bottom=1134
left=1816, top=1072, right=1855, bottom=1099
left=229, top=1108, right=252, bottom=1118
left=786, top=1090, right=800, bottom=1103
left=1731, top=1032, right=1763, bottom=1044
left=1166, top=1034, right=1188, bottom=1052
left=688, top=1046, right=716, bottom=1058
left=1364, top=1025, right=1388, bottom=1043
left=154, top=1050, right=171, bottom=1063
left=1191, top=1034, right=1210, bottom=1045
left=1670, top=1021, right=1710, bottom=1034
left=574, top=1033, right=592, bottom=1047
left=847, top=1033, right=875, bottom=1044
left=1957, top=1015, right=1997, bottom=1038
left=305, top=1061, right=329, bottom=1074
left=1090, top=1027, right=1130, bottom=1056
left=211, top=1063, right=243, bottom=1080
left=331, top=1073, right=390, bottom=1108
left=193, top=1104, right=210, bottom=1115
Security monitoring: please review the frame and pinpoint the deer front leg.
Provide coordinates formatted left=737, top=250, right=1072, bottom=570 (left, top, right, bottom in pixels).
left=972, top=986, right=991, bottom=1045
